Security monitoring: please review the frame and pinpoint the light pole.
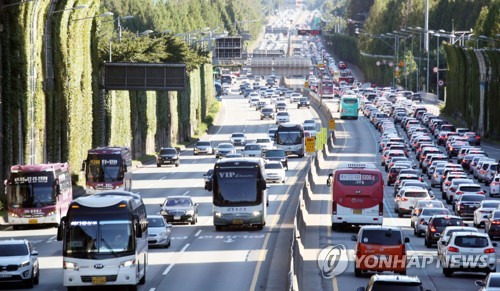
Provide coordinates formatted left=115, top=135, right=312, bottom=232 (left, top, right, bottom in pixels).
left=433, top=31, right=444, bottom=99
left=108, top=15, right=135, bottom=62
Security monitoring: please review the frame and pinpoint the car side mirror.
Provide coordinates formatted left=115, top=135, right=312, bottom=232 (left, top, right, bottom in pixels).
left=404, top=237, right=410, bottom=243
left=493, top=243, right=498, bottom=247
left=166, top=223, right=172, bottom=229
left=434, top=233, right=441, bottom=238
left=31, top=250, right=39, bottom=256
left=484, top=215, right=489, bottom=219
left=57, top=216, right=67, bottom=241
left=136, top=223, right=143, bottom=238
left=430, top=195, right=435, bottom=200
left=475, top=280, right=485, bottom=287
left=409, top=206, right=414, bottom=210
left=194, top=203, right=199, bottom=207
left=440, top=240, right=447, bottom=245
left=422, top=221, right=428, bottom=225
left=396, top=194, right=401, bottom=198
left=351, top=235, right=357, bottom=241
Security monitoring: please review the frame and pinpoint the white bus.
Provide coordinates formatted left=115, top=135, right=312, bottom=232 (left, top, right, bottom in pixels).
left=57, top=191, right=148, bottom=290
left=331, top=163, right=384, bottom=230
left=210, top=158, right=268, bottom=230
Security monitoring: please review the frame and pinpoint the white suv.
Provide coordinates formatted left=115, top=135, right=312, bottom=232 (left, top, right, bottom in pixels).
left=490, top=174, right=500, bottom=197
left=439, top=231, right=497, bottom=277
left=395, top=187, right=434, bottom=218
left=0, top=239, right=39, bottom=288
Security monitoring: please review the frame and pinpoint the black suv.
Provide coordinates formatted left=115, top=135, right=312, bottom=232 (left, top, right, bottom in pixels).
left=157, top=147, right=180, bottom=167
left=297, top=97, right=310, bottom=109
left=263, top=149, right=288, bottom=170
left=261, top=108, right=274, bottom=120
left=411, top=93, right=422, bottom=102
left=424, top=215, right=464, bottom=247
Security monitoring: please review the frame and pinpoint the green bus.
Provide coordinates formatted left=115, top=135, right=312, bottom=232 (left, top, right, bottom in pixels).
left=339, top=95, right=359, bottom=120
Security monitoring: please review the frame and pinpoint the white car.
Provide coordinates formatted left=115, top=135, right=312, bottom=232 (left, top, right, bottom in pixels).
left=439, top=231, right=497, bottom=277
left=230, top=132, right=247, bottom=146
left=290, top=92, right=302, bottom=103
left=395, top=187, right=434, bottom=217
left=255, top=137, right=273, bottom=151
left=303, top=119, right=317, bottom=128
left=476, top=272, right=500, bottom=290
left=147, top=215, right=172, bottom=248
left=0, top=239, right=39, bottom=288
left=264, top=161, right=286, bottom=183
left=473, top=200, right=500, bottom=227
left=242, top=143, right=263, bottom=157
left=445, top=178, right=474, bottom=204
left=276, top=112, right=290, bottom=124
left=490, top=174, right=500, bottom=197
left=436, top=226, right=479, bottom=256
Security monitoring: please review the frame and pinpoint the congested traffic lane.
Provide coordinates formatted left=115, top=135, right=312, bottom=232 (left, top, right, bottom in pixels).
left=313, top=98, right=499, bottom=291
left=142, top=84, right=323, bottom=291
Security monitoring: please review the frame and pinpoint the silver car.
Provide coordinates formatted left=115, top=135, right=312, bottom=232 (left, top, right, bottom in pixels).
left=0, top=239, right=39, bottom=288
left=436, top=226, right=479, bottom=256
left=147, top=215, right=172, bottom=248
left=413, top=207, right=450, bottom=236
left=473, top=200, right=500, bottom=227
left=193, top=141, right=214, bottom=155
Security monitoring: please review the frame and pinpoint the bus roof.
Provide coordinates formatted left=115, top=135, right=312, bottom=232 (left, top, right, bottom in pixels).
left=215, top=157, right=265, bottom=167
left=9, top=162, right=69, bottom=173
left=336, top=162, right=378, bottom=170
left=87, top=146, right=130, bottom=155
left=277, top=122, right=304, bottom=129
left=72, top=191, right=142, bottom=208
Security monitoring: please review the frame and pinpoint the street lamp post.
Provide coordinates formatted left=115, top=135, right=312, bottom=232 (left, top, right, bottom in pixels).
left=433, top=32, right=444, bottom=99
left=108, top=15, right=135, bottom=62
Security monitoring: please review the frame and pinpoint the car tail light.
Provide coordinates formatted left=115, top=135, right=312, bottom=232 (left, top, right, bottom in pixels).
left=430, top=225, right=437, bottom=232
left=477, top=191, right=485, bottom=195
left=450, top=187, right=456, bottom=192
left=448, top=246, right=460, bottom=253
left=492, top=182, right=499, bottom=186
left=445, top=181, right=451, bottom=186
left=492, top=220, right=500, bottom=225
left=455, top=191, right=463, bottom=195
left=419, top=218, right=426, bottom=225
left=484, top=248, right=495, bottom=254
left=401, top=197, right=408, bottom=202
left=476, top=136, right=481, bottom=139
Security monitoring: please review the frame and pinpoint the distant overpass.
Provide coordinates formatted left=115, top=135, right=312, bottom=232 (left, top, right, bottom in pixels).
left=249, top=57, right=312, bottom=76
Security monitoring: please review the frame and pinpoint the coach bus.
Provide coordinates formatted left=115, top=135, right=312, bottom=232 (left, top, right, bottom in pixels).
left=4, top=163, right=73, bottom=230
left=82, top=147, right=133, bottom=194
left=57, top=191, right=148, bottom=289
left=339, top=95, right=359, bottom=119
left=331, top=162, right=384, bottom=230
left=275, top=122, right=305, bottom=158
left=320, top=79, right=335, bottom=98
left=211, top=158, right=268, bottom=230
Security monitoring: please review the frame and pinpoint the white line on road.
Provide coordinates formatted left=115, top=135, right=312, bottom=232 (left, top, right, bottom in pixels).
left=149, top=288, right=155, bottom=291
left=162, top=243, right=190, bottom=276
left=159, top=176, right=167, bottom=180
left=182, top=191, right=190, bottom=196
left=194, top=230, right=202, bottom=237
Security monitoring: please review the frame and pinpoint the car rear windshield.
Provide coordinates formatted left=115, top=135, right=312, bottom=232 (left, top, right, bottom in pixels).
left=0, top=244, right=28, bottom=256
left=454, top=236, right=489, bottom=248
left=265, top=150, right=285, bottom=158
left=405, top=191, right=428, bottom=198
left=360, top=229, right=402, bottom=245
left=459, top=186, right=482, bottom=192
left=483, top=202, right=500, bottom=208
left=433, top=218, right=463, bottom=227
left=370, top=283, right=423, bottom=291
left=462, top=195, right=485, bottom=202
left=422, top=208, right=449, bottom=216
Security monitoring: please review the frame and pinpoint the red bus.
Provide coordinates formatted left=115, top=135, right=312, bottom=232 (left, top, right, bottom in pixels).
left=331, top=162, right=384, bottom=230
left=320, top=80, right=335, bottom=98
left=4, top=163, right=73, bottom=229
left=81, top=147, right=133, bottom=194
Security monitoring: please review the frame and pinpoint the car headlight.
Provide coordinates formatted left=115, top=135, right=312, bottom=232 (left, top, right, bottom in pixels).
left=47, top=210, right=57, bottom=216
left=253, top=211, right=261, bottom=217
left=159, top=231, right=167, bottom=237
left=19, top=261, right=30, bottom=268
left=9, top=212, right=19, bottom=218
left=214, top=211, right=222, bottom=217
left=120, top=259, right=136, bottom=268
left=160, top=210, right=169, bottom=215
left=186, top=210, right=194, bottom=216
left=63, top=261, right=79, bottom=270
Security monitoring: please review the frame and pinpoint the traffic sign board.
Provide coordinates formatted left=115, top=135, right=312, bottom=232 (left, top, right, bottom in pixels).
left=305, top=137, right=316, bottom=153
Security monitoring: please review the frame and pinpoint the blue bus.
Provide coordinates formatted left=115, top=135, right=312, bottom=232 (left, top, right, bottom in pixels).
left=339, top=95, right=359, bottom=119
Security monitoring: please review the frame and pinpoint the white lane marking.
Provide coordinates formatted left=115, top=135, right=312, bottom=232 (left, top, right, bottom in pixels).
left=149, top=288, right=155, bottom=291
left=194, top=230, right=202, bottom=237
left=146, top=184, right=154, bottom=188
left=162, top=243, right=190, bottom=276
left=159, top=176, right=167, bottom=181
left=182, top=191, right=190, bottom=196
left=211, top=100, right=227, bottom=140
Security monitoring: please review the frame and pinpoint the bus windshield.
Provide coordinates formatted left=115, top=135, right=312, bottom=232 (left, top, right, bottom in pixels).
left=86, top=154, right=123, bottom=183
left=276, top=131, right=301, bottom=145
left=342, top=98, right=358, bottom=104
left=65, top=216, right=133, bottom=258
left=214, top=168, right=260, bottom=206
left=8, top=173, right=56, bottom=208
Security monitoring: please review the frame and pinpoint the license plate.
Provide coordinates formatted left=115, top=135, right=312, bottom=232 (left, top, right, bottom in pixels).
left=353, top=209, right=362, bottom=215
left=232, top=219, right=244, bottom=225
left=0, top=274, right=12, bottom=278
left=174, top=216, right=181, bottom=220
left=29, top=219, right=38, bottom=224
left=92, top=276, right=106, bottom=284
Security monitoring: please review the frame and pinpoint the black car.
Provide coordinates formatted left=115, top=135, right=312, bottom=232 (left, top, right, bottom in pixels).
left=455, top=194, right=485, bottom=218
left=157, top=147, right=180, bottom=167
left=297, top=97, right=310, bottom=109
left=263, top=149, right=288, bottom=170
left=160, top=196, right=199, bottom=224
left=411, top=93, right=422, bottom=102
left=260, top=108, right=274, bottom=120
left=256, top=101, right=267, bottom=111
left=204, top=169, right=214, bottom=191
left=424, top=215, right=464, bottom=247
